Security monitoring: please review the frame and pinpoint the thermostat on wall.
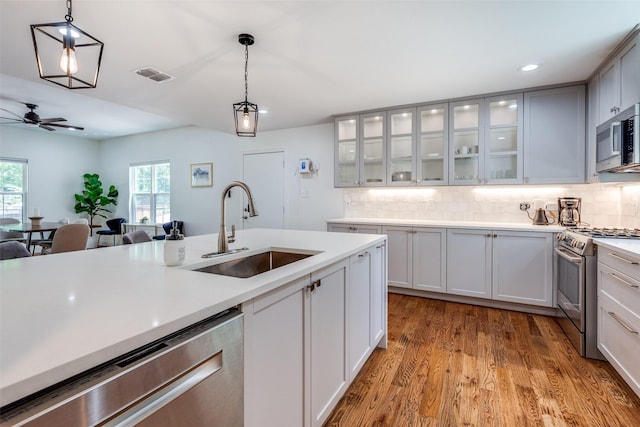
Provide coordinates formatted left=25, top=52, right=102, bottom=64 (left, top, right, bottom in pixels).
left=299, top=158, right=313, bottom=174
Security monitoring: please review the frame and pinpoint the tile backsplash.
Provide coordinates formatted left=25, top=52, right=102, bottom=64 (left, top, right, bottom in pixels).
left=344, top=183, right=640, bottom=228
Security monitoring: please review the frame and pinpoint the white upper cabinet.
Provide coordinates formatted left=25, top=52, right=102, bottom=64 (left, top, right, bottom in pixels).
left=597, top=32, right=640, bottom=124
left=449, top=94, right=522, bottom=185
left=334, top=112, right=386, bottom=187
left=449, top=98, right=484, bottom=185
left=484, top=94, right=523, bottom=184
left=417, top=103, right=448, bottom=185
left=387, top=108, right=416, bottom=186
left=335, top=115, right=359, bottom=187
left=385, top=104, right=449, bottom=186
left=524, top=85, right=586, bottom=184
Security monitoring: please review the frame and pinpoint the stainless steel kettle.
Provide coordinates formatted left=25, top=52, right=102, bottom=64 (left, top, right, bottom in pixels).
left=532, top=208, right=551, bottom=225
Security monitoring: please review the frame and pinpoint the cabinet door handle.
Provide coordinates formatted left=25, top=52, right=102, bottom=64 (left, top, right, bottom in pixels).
left=608, top=252, right=639, bottom=265
left=492, top=234, right=498, bottom=238
left=608, top=272, right=639, bottom=288
left=307, top=280, right=321, bottom=292
left=376, top=243, right=386, bottom=249
left=608, top=312, right=639, bottom=334
left=358, top=251, right=370, bottom=258
left=485, top=234, right=492, bottom=238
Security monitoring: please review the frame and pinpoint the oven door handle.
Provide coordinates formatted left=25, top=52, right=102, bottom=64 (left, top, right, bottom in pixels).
left=555, top=247, right=583, bottom=264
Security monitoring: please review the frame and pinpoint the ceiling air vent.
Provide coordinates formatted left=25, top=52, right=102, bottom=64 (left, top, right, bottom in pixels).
left=134, top=67, right=175, bottom=83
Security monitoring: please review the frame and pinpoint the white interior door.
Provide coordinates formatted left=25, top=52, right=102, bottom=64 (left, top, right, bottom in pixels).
left=242, top=151, right=285, bottom=229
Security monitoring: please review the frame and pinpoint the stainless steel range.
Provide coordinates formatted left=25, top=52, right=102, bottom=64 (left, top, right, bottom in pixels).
left=555, top=226, right=640, bottom=360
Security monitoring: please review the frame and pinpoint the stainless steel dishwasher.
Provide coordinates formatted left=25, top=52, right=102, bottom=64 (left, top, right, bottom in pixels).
left=0, top=309, right=243, bottom=427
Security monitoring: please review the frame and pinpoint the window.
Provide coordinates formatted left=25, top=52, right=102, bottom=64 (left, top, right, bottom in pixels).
left=129, top=161, right=170, bottom=224
left=0, top=158, right=27, bottom=221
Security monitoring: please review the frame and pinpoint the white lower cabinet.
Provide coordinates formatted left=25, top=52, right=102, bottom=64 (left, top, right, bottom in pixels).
left=244, top=243, right=387, bottom=427
left=348, top=242, right=387, bottom=381
left=447, top=228, right=492, bottom=298
left=309, top=262, right=348, bottom=427
left=447, top=229, right=553, bottom=306
left=383, top=225, right=446, bottom=293
left=492, top=230, right=553, bottom=306
left=244, top=277, right=307, bottom=427
left=597, top=249, right=640, bottom=397
left=327, top=222, right=381, bottom=234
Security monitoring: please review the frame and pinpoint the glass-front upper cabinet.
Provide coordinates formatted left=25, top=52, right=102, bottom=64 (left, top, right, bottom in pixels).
left=449, top=98, right=484, bottom=184
left=485, top=94, right=523, bottom=183
left=417, top=103, right=448, bottom=185
left=335, top=115, right=359, bottom=187
left=360, top=111, right=386, bottom=186
left=334, top=112, right=386, bottom=187
left=387, top=108, right=416, bottom=186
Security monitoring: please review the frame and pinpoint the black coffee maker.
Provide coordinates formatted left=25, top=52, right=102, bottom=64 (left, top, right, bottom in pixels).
left=558, top=197, right=581, bottom=226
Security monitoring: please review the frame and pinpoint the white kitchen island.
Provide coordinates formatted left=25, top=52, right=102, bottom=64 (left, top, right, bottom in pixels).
left=0, top=228, right=387, bottom=425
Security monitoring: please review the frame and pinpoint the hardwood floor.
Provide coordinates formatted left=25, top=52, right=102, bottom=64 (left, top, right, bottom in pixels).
left=324, top=293, right=640, bottom=427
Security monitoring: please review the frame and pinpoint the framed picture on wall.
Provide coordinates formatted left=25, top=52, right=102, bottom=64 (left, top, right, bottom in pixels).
left=191, top=163, right=213, bottom=187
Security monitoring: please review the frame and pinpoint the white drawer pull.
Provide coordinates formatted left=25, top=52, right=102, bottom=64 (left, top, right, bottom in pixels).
left=608, top=252, right=639, bottom=265
left=608, top=272, right=639, bottom=288
left=608, top=312, right=639, bottom=335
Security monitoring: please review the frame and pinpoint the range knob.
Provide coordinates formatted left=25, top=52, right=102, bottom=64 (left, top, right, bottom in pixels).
left=557, top=233, right=566, bottom=241
left=577, top=241, right=585, bottom=250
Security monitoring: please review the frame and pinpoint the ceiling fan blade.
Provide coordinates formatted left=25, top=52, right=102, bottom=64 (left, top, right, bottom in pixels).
left=39, top=117, right=67, bottom=123
left=38, top=124, right=56, bottom=131
left=46, top=122, right=85, bottom=131
left=0, top=108, right=24, bottom=120
left=0, top=116, right=23, bottom=123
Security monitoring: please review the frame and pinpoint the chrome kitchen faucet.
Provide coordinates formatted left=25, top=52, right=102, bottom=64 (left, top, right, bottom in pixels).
left=218, top=181, right=258, bottom=254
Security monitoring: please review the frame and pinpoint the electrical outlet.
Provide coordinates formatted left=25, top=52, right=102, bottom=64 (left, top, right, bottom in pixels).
left=519, top=202, right=531, bottom=211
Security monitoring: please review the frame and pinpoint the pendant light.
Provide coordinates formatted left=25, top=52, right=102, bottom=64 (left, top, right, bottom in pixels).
left=233, top=33, right=259, bottom=137
left=30, top=0, right=104, bottom=89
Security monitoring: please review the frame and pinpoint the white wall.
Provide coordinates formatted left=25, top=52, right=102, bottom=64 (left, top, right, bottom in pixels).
left=98, top=123, right=344, bottom=236
left=0, top=126, right=99, bottom=222
left=235, top=123, right=344, bottom=231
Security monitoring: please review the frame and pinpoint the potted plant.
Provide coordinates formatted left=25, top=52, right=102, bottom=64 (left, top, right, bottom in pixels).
left=74, top=173, right=119, bottom=235
left=140, top=216, right=149, bottom=224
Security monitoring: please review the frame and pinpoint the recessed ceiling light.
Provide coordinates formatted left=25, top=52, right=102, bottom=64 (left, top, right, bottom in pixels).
left=519, top=64, right=539, bottom=72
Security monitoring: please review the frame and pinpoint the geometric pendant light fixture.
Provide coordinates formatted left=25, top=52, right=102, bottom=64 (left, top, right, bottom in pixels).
left=232, top=33, right=259, bottom=137
left=30, top=0, right=104, bottom=89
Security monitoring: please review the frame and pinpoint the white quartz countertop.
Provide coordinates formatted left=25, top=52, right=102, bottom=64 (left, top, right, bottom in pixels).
left=327, top=217, right=565, bottom=233
left=0, top=229, right=385, bottom=407
left=594, top=238, right=640, bottom=258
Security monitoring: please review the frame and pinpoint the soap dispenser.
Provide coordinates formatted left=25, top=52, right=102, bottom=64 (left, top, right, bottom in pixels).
left=164, top=220, right=185, bottom=266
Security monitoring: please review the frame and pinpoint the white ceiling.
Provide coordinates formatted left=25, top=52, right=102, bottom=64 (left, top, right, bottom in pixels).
left=1, top=1, right=639, bottom=140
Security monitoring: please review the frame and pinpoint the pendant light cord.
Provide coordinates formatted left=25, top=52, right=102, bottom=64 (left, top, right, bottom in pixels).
left=65, top=0, right=73, bottom=23
left=244, top=44, right=249, bottom=103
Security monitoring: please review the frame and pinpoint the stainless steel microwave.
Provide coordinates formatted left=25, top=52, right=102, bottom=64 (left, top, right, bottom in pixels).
left=596, top=103, right=640, bottom=173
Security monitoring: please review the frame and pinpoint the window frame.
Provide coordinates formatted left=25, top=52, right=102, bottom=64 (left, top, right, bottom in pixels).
left=0, top=157, right=28, bottom=222
left=129, top=161, right=171, bottom=224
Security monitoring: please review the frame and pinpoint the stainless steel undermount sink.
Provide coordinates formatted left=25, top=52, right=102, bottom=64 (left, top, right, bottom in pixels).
left=193, top=249, right=320, bottom=279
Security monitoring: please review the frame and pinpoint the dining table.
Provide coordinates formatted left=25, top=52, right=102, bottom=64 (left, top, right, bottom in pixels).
left=0, top=222, right=100, bottom=250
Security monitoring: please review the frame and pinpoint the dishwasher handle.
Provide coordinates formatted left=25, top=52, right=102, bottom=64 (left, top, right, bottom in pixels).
left=105, top=351, right=223, bottom=426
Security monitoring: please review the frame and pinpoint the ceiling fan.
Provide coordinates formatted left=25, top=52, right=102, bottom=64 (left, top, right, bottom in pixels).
left=0, top=103, right=84, bottom=131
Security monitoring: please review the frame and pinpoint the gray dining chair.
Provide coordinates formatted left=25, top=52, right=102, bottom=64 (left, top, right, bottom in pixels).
left=122, top=230, right=152, bottom=244
left=0, top=241, right=31, bottom=260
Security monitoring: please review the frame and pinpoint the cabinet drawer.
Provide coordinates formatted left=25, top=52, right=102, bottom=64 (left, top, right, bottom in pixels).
left=598, top=292, right=640, bottom=396
left=598, top=262, right=640, bottom=316
left=598, top=249, right=640, bottom=278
